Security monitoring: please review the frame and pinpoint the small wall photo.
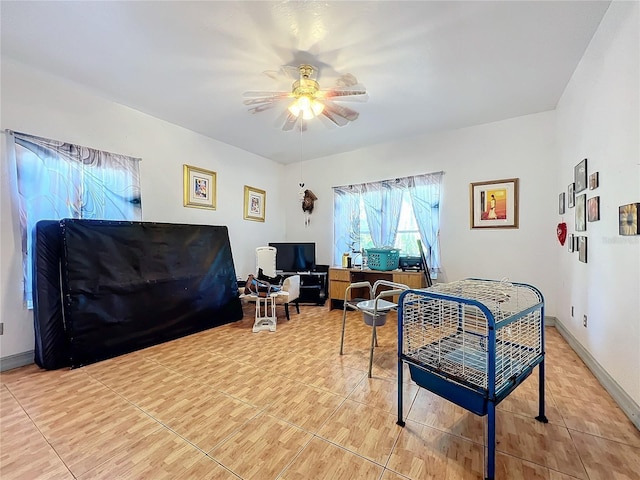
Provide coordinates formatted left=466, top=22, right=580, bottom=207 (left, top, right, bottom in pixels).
left=244, top=185, right=266, bottom=222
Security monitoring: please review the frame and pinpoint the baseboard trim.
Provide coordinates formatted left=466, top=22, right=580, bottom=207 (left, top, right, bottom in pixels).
left=544, top=316, right=556, bottom=327
left=554, top=319, right=640, bottom=430
left=0, top=351, right=34, bottom=372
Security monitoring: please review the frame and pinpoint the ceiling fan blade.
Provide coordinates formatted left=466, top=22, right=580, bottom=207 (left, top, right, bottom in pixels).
left=323, top=102, right=360, bottom=122
left=333, top=83, right=367, bottom=92
left=243, top=90, right=290, bottom=99
left=260, top=66, right=302, bottom=83
left=243, top=97, right=283, bottom=106
left=322, top=88, right=368, bottom=102
left=335, top=73, right=359, bottom=87
left=283, top=116, right=309, bottom=132
left=247, top=103, right=279, bottom=114
left=316, top=113, right=340, bottom=129
left=244, top=95, right=290, bottom=114
left=321, top=108, right=350, bottom=127
left=262, top=70, right=281, bottom=80
left=282, top=112, right=300, bottom=131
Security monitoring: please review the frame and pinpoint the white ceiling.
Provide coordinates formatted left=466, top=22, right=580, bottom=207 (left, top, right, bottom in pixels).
left=1, top=1, right=610, bottom=164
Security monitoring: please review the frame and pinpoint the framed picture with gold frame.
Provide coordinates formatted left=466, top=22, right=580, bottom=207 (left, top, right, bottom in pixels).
left=470, top=178, right=519, bottom=229
left=183, top=164, right=216, bottom=209
left=243, top=185, right=266, bottom=222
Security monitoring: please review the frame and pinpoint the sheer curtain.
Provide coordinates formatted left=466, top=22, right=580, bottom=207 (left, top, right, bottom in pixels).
left=10, top=131, right=142, bottom=307
left=407, top=172, right=443, bottom=273
left=333, top=171, right=442, bottom=270
left=333, top=185, right=361, bottom=266
left=361, top=180, right=403, bottom=248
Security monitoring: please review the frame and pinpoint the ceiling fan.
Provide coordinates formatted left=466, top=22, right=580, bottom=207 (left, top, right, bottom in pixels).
left=243, top=64, right=368, bottom=131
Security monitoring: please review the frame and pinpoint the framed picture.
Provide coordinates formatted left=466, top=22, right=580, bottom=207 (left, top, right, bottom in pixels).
left=578, top=236, right=587, bottom=263
left=183, top=164, right=216, bottom=209
left=574, top=158, right=588, bottom=193
left=568, top=183, right=575, bottom=208
left=469, top=178, right=519, bottom=229
left=575, top=193, right=586, bottom=231
left=243, top=185, right=266, bottom=222
left=619, top=203, right=640, bottom=235
left=559, top=192, right=566, bottom=215
left=589, top=172, right=599, bottom=190
left=587, top=196, right=600, bottom=222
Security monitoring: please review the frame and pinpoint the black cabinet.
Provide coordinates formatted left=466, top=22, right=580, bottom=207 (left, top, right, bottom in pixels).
left=283, top=271, right=327, bottom=305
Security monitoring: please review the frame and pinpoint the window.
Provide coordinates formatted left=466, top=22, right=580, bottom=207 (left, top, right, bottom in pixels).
left=357, top=194, right=421, bottom=255
left=394, top=193, right=422, bottom=255
left=333, top=172, right=442, bottom=273
left=9, top=131, right=142, bottom=307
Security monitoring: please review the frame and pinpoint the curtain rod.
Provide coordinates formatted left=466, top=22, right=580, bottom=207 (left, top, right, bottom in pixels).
left=332, top=170, right=445, bottom=190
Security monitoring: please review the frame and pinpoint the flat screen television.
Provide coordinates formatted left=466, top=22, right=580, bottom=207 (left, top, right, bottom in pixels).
left=269, top=242, right=316, bottom=272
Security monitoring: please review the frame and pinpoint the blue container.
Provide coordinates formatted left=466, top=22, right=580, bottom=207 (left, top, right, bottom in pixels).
left=366, top=248, right=400, bottom=271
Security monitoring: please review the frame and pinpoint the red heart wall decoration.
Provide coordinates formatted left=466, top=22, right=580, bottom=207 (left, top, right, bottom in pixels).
left=557, top=222, right=567, bottom=246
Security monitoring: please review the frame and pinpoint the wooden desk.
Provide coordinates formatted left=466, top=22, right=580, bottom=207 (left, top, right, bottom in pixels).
left=328, top=267, right=427, bottom=310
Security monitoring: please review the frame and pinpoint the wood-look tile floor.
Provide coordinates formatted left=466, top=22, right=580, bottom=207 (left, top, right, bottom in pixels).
left=2, top=304, right=639, bottom=479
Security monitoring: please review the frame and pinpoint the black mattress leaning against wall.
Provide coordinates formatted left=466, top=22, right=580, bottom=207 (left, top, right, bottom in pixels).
left=32, top=219, right=243, bottom=369
left=32, top=220, right=70, bottom=370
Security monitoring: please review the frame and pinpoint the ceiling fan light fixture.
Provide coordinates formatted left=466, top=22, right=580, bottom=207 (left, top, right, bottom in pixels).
left=288, top=95, right=324, bottom=119
left=244, top=63, right=366, bottom=130
left=311, top=99, right=324, bottom=116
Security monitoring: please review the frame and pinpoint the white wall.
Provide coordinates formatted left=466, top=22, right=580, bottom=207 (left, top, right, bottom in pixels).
left=555, top=1, right=640, bottom=405
left=0, top=58, right=286, bottom=359
left=282, top=111, right=561, bottom=316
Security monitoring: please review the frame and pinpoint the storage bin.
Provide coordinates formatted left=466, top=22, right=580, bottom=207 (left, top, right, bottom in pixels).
left=366, top=248, right=400, bottom=271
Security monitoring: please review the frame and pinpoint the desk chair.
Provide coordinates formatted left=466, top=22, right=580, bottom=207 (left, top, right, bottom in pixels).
left=275, top=274, right=300, bottom=320
left=340, top=279, right=409, bottom=377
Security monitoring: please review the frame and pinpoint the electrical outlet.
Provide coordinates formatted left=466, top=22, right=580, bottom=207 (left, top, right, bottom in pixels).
left=571, top=306, right=574, bottom=317
left=583, top=315, right=587, bottom=328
